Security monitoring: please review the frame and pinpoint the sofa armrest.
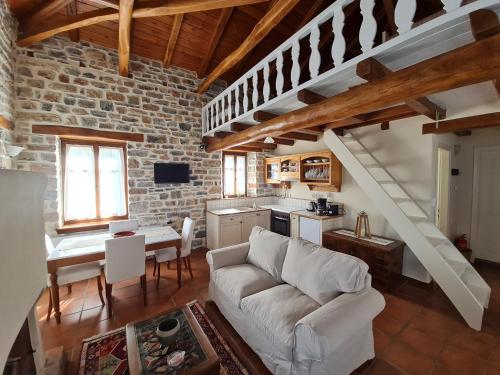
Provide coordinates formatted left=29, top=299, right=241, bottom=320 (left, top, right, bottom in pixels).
left=206, top=242, right=250, bottom=272
left=294, top=288, right=385, bottom=361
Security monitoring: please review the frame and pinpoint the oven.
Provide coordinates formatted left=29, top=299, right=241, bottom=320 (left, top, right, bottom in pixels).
left=271, top=210, right=290, bottom=237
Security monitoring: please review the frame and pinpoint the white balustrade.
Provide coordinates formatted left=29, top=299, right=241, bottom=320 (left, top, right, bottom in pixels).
left=201, top=0, right=471, bottom=136
left=291, top=38, right=301, bottom=88
left=395, top=0, right=417, bottom=34
left=359, top=0, right=377, bottom=53
left=309, top=24, right=321, bottom=78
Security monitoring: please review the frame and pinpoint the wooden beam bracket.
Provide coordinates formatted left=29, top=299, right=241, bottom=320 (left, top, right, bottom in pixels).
left=32, top=125, right=144, bottom=142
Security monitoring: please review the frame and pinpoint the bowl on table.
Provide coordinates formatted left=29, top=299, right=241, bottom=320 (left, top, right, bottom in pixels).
left=157, top=318, right=180, bottom=346
left=112, top=231, right=136, bottom=238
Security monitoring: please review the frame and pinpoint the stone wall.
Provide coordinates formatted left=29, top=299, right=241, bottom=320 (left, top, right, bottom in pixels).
left=247, top=151, right=275, bottom=197
left=15, top=37, right=225, bottom=247
left=0, top=0, right=16, bottom=142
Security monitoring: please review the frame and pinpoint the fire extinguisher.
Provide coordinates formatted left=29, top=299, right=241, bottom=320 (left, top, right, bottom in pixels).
left=455, top=234, right=468, bottom=250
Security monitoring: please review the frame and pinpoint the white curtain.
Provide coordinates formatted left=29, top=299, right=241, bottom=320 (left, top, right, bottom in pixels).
left=236, top=155, right=246, bottom=195
left=99, top=147, right=126, bottom=218
left=224, top=155, right=235, bottom=196
left=64, top=145, right=96, bottom=221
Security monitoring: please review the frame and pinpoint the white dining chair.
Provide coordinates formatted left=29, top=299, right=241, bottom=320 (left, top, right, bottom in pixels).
left=104, top=234, right=146, bottom=317
left=45, top=235, right=104, bottom=321
left=154, top=217, right=195, bottom=288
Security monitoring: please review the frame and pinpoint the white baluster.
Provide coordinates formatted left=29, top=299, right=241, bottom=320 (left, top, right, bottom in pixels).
left=331, top=7, right=346, bottom=67
left=394, top=0, right=416, bottom=34
left=440, top=0, right=461, bottom=12
left=276, top=53, right=284, bottom=96
left=291, top=39, right=301, bottom=88
left=208, top=106, right=213, bottom=130
left=243, top=77, right=249, bottom=113
left=221, top=96, right=225, bottom=123
left=215, top=101, right=220, bottom=128
left=309, top=24, right=321, bottom=79
left=252, top=70, right=258, bottom=108
left=359, top=0, right=377, bottom=53
left=263, top=61, right=270, bottom=102
left=235, top=85, right=240, bottom=117
left=227, top=90, right=232, bottom=120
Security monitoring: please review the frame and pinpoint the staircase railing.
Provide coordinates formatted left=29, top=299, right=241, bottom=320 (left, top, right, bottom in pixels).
left=202, top=0, right=496, bottom=136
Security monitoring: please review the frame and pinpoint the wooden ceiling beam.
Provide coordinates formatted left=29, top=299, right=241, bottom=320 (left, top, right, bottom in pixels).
left=469, top=9, right=500, bottom=97
left=199, top=7, right=234, bottom=76
left=244, top=142, right=277, bottom=150
left=357, top=57, right=447, bottom=120
left=20, top=0, right=73, bottom=32
left=32, top=125, right=144, bottom=142
left=163, top=13, right=184, bottom=67
left=205, top=35, right=500, bottom=152
left=197, top=0, right=301, bottom=94
left=422, top=112, right=500, bottom=135
left=118, top=0, right=135, bottom=77
left=254, top=110, right=323, bottom=135
left=87, top=0, right=119, bottom=9
left=17, top=0, right=270, bottom=47
left=66, top=0, right=79, bottom=43
left=228, top=146, right=264, bottom=152
left=231, top=122, right=298, bottom=144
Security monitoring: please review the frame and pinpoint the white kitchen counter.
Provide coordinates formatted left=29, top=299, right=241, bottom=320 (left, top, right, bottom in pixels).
left=259, top=205, right=304, bottom=214
left=208, top=207, right=271, bottom=216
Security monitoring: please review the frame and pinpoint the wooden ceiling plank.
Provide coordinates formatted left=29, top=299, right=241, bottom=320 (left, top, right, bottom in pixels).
left=469, top=9, right=500, bottom=97
left=382, top=0, right=397, bottom=36
left=32, top=125, right=144, bottom=142
left=197, top=0, right=301, bottom=93
left=205, top=35, right=500, bottom=152
left=20, top=0, right=73, bottom=32
left=228, top=146, right=264, bottom=152
left=199, top=7, right=234, bottom=76
left=17, top=0, right=270, bottom=47
left=118, top=0, right=135, bottom=77
left=325, top=104, right=417, bottom=129
left=357, top=57, right=447, bottom=120
left=243, top=141, right=277, bottom=149
left=163, top=13, right=184, bottom=67
left=87, top=0, right=119, bottom=9
left=66, top=0, right=80, bottom=42
left=230, top=122, right=295, bottom=145
left=422, top=112, right=500, bottom=135
left=296, top=0, right=324, bottom=30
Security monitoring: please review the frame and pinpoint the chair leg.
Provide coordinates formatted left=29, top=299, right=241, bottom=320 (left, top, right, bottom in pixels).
left=105, top=283, right=113, bottom=317
left=153, top=258, right=157, bottom=276
left=46, top=288, right=53, bottom=322
left=183, top=257, right=188, bottom=270
left=156, top=262, right=161, bottom=289
left=96, top=276, right=105, bottom=306
left=142, top=275, right=147, bottom=306
left=187, top=255, right=193, bottom=279
left=67, top=284, right=72, bottom=294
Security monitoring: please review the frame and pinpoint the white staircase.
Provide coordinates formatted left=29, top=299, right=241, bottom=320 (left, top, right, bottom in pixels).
left=323, top=130, right=491, bottom=331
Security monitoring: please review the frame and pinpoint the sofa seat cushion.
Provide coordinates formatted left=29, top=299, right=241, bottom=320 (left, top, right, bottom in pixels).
left=241, top=284, right=320, bottom=360
left=282, top=237, right=370, bottom=305
left=212, top=264, right=280, bottom=307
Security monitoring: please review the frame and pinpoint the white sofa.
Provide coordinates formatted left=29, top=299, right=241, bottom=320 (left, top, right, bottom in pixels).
left=206, top=226, right=385, bottom=375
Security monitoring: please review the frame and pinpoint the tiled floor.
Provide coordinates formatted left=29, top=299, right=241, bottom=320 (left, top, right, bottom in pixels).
left=35, top=251, right=500, bottom=375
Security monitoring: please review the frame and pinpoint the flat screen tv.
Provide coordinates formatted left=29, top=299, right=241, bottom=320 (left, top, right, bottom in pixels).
left=154, top=163, right=190, bottom=183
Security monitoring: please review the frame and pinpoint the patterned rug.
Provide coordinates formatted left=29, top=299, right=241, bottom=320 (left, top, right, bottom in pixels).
left=79, top=301, right=248, bottom=375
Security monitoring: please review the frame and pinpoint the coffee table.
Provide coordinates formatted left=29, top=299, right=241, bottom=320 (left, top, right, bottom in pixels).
left=126, top=306, right=220, bottom=374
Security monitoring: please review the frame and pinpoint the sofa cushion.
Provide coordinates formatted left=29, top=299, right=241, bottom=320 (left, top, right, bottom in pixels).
left=246, top=226, right=289, bottom=282
left=240, top=284, right=320, bottom=360
left=281, top=237, right=369, bottom=305
left=212, top=263, right=280, bottom=307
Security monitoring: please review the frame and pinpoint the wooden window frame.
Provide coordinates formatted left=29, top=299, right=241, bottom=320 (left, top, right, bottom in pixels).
left=222, top=151, right=247, bottom=198
left=60, top=138, right=129, bottom=228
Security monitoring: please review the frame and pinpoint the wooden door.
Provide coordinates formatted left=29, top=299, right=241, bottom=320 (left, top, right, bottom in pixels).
left=241, top=213, right=256, bottom=242
left=220, top=215, right=242, bottom=247
left=471, top=147, right=500, bottom=262
left=255, top=211, right=270, bottom=230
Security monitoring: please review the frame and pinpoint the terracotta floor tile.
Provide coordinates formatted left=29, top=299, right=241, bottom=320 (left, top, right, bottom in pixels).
left=409, top=308, right=463, bottom=341
left=399, top=326, right=446, bottom=359
left=374, top=313, right=407, bottom=337
left=373, top=328, right=392, bottom=355
left=382, top=342, right=435, bottom=375
left=485, top=364, right=500, bottom=375
left=430, top=364, right=460, bottom=375
left=364, top=359, right=406, bottom=375
left=384, top=295, right=423, bottom=324
left=446, top=329, right=498, bottom=360
left=490, top=346, right=500, bottom=364
left=439, top=344, right=487, bottom=375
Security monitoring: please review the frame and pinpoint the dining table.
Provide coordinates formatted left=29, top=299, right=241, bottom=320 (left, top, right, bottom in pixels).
left=46, top=226, right=182, bottom=324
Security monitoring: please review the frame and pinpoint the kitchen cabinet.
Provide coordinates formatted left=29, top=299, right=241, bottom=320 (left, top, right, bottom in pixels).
left=280, top=155, right=300, bottom=181
left=207, top=210, right=271, bottom=249
left=264, top=157, right=281, bottom=184
left=298, top=214, right=342, bottom=246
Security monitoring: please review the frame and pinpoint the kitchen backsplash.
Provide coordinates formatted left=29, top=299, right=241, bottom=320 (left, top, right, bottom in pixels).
left=206, top=196, right=310, bottom=211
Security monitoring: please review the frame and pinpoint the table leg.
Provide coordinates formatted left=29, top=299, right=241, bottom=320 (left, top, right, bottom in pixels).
left=49, top=272, right=61, bottom=324
left=176, top=243, right=182, bottom=288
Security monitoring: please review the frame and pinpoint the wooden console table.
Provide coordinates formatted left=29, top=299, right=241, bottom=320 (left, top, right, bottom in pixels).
left=322, top=229, right=405, bottom=291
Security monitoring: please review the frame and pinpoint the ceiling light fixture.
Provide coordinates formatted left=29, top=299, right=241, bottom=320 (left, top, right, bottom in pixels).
left=264, top=137, right=275, bottom=144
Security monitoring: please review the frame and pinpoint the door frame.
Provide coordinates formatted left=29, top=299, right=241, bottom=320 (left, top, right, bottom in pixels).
left=435, top=146, right=451, bottom=237
left=470, top=146, right=500, bottom=261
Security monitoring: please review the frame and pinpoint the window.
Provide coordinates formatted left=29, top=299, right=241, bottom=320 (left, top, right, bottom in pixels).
left=61, top=140, right=128, bottom=225
left=223, top=152, right=246, bottom=198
